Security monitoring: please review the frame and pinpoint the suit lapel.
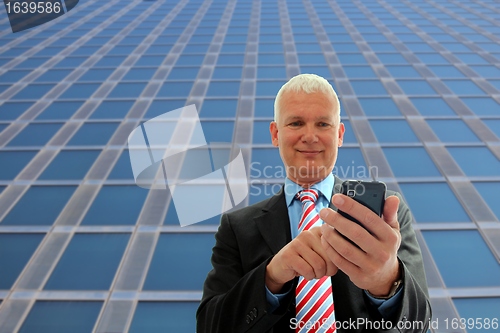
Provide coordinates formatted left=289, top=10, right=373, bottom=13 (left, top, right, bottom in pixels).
left=254, top=187, right=292, bottom=255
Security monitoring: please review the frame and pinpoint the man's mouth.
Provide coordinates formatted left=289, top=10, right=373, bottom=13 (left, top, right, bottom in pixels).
left=297, top=150, right=322, bottom=156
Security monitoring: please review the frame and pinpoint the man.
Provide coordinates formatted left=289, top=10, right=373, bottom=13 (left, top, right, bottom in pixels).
left=197, top=74, right=431, bottom=332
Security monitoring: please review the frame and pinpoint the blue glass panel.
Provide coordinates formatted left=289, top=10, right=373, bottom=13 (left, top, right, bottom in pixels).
left=0, top=70, right=30, bottom=82
left=44, top=233, right=129, bottom=290
left=8, top=123, right=62, bottom=147
left=35, top=69, right=72, bottom=82
left=15, top=57, right=49, bottom=69
left=107, top=150, right=134, bottom=180
left=212, top=67, right=242, bottom=79
left=397, top=80, right=437, bottom=95
left=217, top=54, right=245, bottom=65
left=350, top=81, right=387, bottom=95
left=337, top=54, right=367, bottom=64
left=81, top=186, right=148, bottom=225
left=0, top=102, right=34, bottom=120
left=489, top=79, right=500, bottom=91
left=341, top=120, right=356, bottom=144
left=258, top=43, right=284, bottom=52
left=469, top=65, right=500, bottom=78
left=60, top=83, right=101, bottom=99
left=78, top=68, right=114, bottom=82
left=94, top=56, right=127, bottom=67
left=252, top=121, right=271, bottom=144
left=454, top=298, right=500, bottom=333
left=135, top=55, right=165, bottom=67
left=410, top=98, right=456, bottom=116
left=19, top=301, right=102, bottom=333
left=256, top=81, right=286, bottom=96
left=368, top=43, right=396, bottom=52
left=384, top=147, right=441, bottom=177
left=251, top=148, right=283, bottom=177
left=123, top=68, right=157, bottom=81
left=343, top=66, right=377, bottom=78
left=370, top=120, right=419, bottom=143
left=0, top=151, right=37, bottom=180
left=386, top=66, right=421, bottom=78
left=167, top=67, right=200, bottom=80
left=90, top=101, right=134, bottom=119
left=38, top=150, right=100, bottom=180
left=396, top=34, right=424, bottom=42
left=454, top=53, right=488, bottom=65
left=67, top=123, right=119, bottom=146
left=358, top=98, right=402, bottom=117
left=474, top=182, right=500, bottom=220
left=108, top=82, right=147, bottom=98
left=297, top=53, right=327, bottom=65
left=34, top=47, right=64, bottom=57
left=483, top=119, right=500, bottom=139
left=404, top=43, right=435, bottom=52
left=423, top=230, right=500, bottom=287
left=200, top=99, right=237, bottom=118
left=221, top=44, right=246, bottom=52
left=334, top=148, right=369, bottom=179
left=144, top=44, right=172, bottom=55
left=184, top=44, right=209, bottom=53
left=176, top=55, right=204, bottom=66
left=444, top=80, right=485, bottom=95
left=377, top=54, right=408, bottom=64
left=461, top=97, right=500, bottom=116
left=201, top=121, right=234, bottom=142
left=71, top=46, right=99, bottom=56
left=144, top=100, right=186, bottom=118
left=143, top=233, right=213, bottom=290
left=416, top=54, right=449, bottom=64
left=427, top=65, right=465, bottom=78
left=258, top=54, right=285, bottom=65
left=448, top=147, right=500, bottom=177
left=129, top=302, right=197, bottom=333
left=54, top=57, right=87, bottom=68
left=257, top=66, right=287, bottom=79
left=399, top=183, right=470, bottom=222
left=206, top=81, right=240, bottom=97
left=12, top=84, right=55, bottom=100
left=2, top=186, right=76, bottom=226
left=333, top=43, right=361, bottom=52
left=0, top=234, right=44, bottom=289
left=254, top=99, right=274, bottom=118
left=36, top=101, right=83, bottom=120
left=427, top=120, right=480, bottom=142
left=157, top=82, right=193, bottom=97
left=295, top=43, right=322, bottom=52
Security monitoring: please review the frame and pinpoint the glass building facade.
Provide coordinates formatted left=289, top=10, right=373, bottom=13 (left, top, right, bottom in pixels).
left=1, top=0, right=499, bottom=331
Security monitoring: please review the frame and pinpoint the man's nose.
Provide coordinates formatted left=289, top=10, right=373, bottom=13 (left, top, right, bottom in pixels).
left=301, top=125, right=319, bottom=143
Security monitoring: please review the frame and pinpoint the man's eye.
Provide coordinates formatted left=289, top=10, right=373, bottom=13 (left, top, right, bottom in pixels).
left=289, top=121, right=302, bottom=126
left=318, top=122, right=331, bottom=127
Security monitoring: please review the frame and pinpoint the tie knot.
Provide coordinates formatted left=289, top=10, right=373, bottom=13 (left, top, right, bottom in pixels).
left=298, top=189, right=319, bottom=204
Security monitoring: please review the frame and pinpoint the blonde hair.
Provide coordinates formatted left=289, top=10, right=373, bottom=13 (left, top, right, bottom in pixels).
left=273, top=74, right=341, bottom=124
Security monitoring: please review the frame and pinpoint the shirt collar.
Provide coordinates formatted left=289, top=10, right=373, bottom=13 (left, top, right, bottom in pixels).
left=284, top=173, right=335, bottom=207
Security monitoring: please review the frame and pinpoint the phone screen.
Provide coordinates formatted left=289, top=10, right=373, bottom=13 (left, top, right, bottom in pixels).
left=338, top=180, right=386, bottom=226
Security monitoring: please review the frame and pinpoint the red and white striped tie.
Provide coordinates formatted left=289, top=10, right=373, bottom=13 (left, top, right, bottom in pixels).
left=296, top=189, right=336, bottom=333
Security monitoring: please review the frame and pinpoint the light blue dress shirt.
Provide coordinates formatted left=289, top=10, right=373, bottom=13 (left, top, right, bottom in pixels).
left=265, top=174, right=402, bottom=318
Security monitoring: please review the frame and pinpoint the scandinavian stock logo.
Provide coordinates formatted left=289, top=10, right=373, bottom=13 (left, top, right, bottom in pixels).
left=127, top=105, right=249, bottom=227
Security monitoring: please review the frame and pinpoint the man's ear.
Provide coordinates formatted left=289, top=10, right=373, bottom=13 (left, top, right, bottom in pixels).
left=270, top=121, right=279, bottom=147
left=338, top=122, right=345, bottom=147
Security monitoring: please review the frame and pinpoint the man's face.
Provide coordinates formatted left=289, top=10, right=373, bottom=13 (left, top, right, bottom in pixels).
left=270, top=90, right=345, bottom=186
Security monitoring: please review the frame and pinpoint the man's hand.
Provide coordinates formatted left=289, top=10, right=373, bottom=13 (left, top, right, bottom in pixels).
left=266, top=226, right=338, bottom=293
left=319, top=194, right=401, bottom=297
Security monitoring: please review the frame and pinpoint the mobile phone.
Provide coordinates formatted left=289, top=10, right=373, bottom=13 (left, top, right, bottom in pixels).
left=338, top=180, right=386, bottom=228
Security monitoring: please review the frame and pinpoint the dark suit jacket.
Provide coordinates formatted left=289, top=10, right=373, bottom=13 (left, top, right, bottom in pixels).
left=197, top=178, right=431, bottom=332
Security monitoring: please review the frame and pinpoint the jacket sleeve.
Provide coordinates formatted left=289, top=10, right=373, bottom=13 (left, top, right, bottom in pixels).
left=196, top=213, right=294, bottom=333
